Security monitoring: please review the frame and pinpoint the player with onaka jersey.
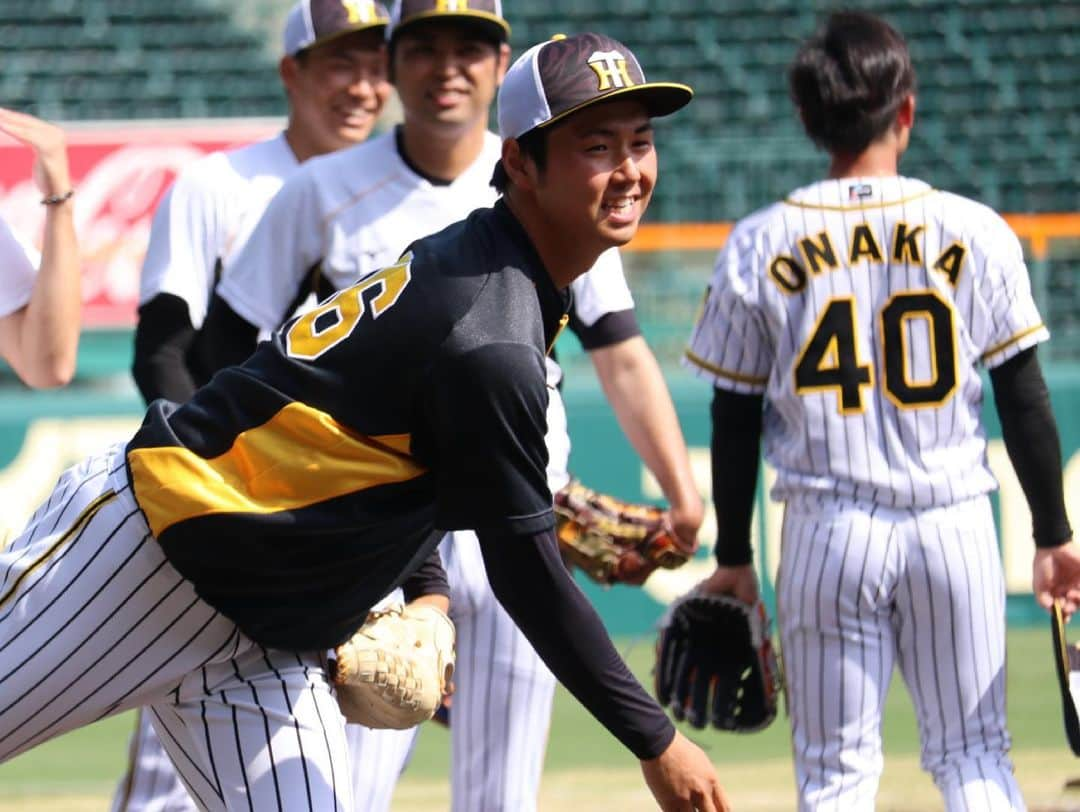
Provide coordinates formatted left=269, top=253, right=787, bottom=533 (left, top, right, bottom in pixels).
left=686, top=11, right=1080, bottom=811
left=199, top=3, right=704, bottom=810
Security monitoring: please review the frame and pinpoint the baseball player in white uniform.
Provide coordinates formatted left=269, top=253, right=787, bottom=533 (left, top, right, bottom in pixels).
left=115, top=2, right=392, bottom=810
left=200, top=4, right=703, bottom=810
left=685, top=11, right=1080, bottom=811
left=0, top=109, right=80, bottom=389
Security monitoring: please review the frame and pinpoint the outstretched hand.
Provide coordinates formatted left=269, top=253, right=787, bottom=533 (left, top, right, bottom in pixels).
left=1033, top=540, right=1080, bottom=621
left=641, top=730, right=731, bottom=811
left=0, top=108, right=71, bottom=198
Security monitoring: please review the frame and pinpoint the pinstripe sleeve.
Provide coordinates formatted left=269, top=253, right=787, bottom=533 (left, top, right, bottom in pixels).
left=974, top=213, right=1049, bottom=369
left=683, top=219, right=772, bottom=394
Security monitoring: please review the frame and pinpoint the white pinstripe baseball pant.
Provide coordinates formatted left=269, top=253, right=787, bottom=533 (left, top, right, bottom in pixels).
left=0, top=445, right=353, bottom=811
left=777, top=493, right=1025, bottom=811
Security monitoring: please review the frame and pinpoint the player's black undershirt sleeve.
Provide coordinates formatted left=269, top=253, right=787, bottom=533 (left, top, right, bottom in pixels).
left=131, top=293, right=198, bottom=404
left=401, top=547, right=450, bottom=603
left=569, top=309, right=641, bottom=351
left=710, top=387, right=765, bottom=566
left=195, top=292, right=261, bottom=376
left=990, top=347, right=1072, bottom=548
left=477, top=525, right=676, bottom=760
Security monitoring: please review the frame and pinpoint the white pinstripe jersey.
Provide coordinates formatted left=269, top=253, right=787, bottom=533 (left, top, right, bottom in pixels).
left=0, top=214, right=40, bottom=319
left=215, top=129, right=633, bottom=384
left=686, top=176, right=1048, bottom=509
left=139, top=133, right=298, bottom=328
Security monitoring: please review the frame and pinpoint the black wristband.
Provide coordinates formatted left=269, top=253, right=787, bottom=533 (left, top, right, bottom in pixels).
left=41, top=189, right=74, bottom=205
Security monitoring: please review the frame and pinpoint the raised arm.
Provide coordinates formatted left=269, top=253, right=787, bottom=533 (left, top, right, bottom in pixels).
left=0, top=109, right=80, bottom=387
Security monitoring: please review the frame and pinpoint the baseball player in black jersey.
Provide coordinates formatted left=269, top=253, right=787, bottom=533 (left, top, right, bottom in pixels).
left=0, top=33, right=729, bottom=812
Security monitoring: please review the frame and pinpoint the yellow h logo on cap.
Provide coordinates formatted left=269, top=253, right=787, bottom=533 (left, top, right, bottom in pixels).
left=587, top=50, right=634, bottom=91
left=435, top=0, right=470, bottom=10
left=342, top=0, right=377, bottom=22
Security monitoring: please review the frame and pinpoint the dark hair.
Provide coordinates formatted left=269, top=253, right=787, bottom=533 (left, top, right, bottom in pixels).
left=489, top=126, right=549, bottom=193
left=788, top=11, right=916, bottom=155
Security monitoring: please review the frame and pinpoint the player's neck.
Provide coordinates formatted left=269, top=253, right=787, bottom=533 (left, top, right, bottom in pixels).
left=503, top=191, right=601, bottom=290
left=283, top=123, right=340, bottom=164
left=399, top=121, right=487, bottom=184
left=827, top=141, right=900, bottom=179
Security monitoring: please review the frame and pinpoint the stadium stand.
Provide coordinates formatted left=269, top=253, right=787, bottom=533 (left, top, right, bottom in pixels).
left=0, top=0, right=1075, bottom=365
left=2, top=0, right=1073, bottom=216
left=0, top=0, right=284, bottom=121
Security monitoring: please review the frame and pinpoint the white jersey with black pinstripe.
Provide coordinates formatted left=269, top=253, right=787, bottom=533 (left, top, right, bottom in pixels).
left=687, top=175, right=1036, bottom=809
left=686, top=176, right=1047, bottom=508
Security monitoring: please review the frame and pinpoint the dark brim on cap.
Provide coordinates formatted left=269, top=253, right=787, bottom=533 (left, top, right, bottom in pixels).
left=297, top=23, right=389, bottom=55
left=392, top=10, right=510, bottom=41
left=538, top=82, right=694, bottom=133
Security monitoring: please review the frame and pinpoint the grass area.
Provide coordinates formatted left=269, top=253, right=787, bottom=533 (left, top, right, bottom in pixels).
left=1, top=628, right=1077, bottom=810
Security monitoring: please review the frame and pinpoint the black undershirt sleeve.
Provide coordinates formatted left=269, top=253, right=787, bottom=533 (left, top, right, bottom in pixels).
left=131, top=293, right=199, bottom=405
left=194, top=292, right=262, bottom=378
left=710, top=387, right=765, bottom=566
left=989, top=347, right=1072, bottom=548
left=476, top=525, right=676, bottom=760
left=401, top=547, right=450, bottom=603
left=570, top=309, right=641, bottom=351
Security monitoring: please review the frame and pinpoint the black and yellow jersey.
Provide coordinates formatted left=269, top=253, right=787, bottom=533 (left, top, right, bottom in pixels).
left=125, top=200, right=571, bottom=651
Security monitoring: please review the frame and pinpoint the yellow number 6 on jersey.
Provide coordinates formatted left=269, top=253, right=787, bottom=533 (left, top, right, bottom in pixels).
left=285, top=253, right=413, bottom=361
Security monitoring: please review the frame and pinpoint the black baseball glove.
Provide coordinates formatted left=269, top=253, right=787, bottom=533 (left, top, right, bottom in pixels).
left=655, top=592, right=780, bottom=731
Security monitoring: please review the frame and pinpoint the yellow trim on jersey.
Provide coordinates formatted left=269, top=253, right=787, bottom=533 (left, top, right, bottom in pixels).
left=547, top=314, right=570, bottom=356
left=683, top=349, right=768, bottom=386
left=783, top=187, right=935, bottom=212
left=129, top=403, right=427, bottom=537
left=0, top=489, right=117, bottom=612
left=980, top=323, right=1047, bottom=362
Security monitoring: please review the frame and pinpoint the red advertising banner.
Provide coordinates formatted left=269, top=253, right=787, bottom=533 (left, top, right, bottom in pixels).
left=0, top=119, right=281, bottom=328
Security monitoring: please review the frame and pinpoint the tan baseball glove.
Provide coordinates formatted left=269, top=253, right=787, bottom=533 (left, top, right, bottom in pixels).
left=331, top=603, right=456, bottom=730
left=554, top=477, right=698, bottom=585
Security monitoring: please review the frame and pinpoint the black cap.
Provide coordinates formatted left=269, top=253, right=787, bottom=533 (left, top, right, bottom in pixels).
left=388, top=0, right=510, bottom=44
left=283, top=0, right=391, bottom=56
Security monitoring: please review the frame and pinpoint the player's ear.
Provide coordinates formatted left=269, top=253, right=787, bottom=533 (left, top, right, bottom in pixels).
left=895, top=93, right=915, bottom=130
left=501, top=138, right=538, bottom=192
left=494, top=42, right=511, bottom=84
left=279, top=56, right=301, bottom=95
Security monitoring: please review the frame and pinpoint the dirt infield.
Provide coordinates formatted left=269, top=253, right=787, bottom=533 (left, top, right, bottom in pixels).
left=5, top=749, right=1080, bottom=811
